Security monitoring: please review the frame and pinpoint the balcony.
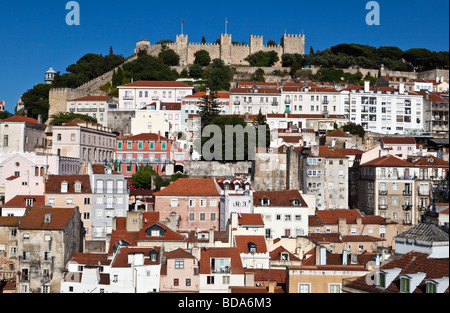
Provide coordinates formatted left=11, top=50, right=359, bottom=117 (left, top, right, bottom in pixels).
left=379, top=190, right=388, bottom=195
left=211, top=266, right=231, bottom=274
left=403, top=220, right=412, bottom=225
left=234, top=100, right=240, bottom=105
left=123, top=96, right=134, bottom=100
left=322, top=100, right=329, bottom=105
left=403, top=190, right=412, bottom=196
left=272, top=101, right=279, bottom=106
left=402, top=204, right=412, bottom=211
left=285, top=99, right=291, bottom=104
left=152, top=96, right=160, bottom=100
left=379, top=204, right=388, bottom=210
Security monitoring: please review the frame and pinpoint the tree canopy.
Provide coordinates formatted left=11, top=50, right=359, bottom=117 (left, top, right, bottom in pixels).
left=49, top=112, right=98, bottom=126
left=245, top=51, right=279, bottom=67
left=194, top=50, right=211, bottom=66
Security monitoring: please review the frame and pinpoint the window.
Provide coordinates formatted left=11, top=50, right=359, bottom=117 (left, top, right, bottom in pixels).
left=200, top=213, right=206, bottom=221
left=162, top=142, right=167, bottom=149
left=298, top=283, right=310, bottom=293
left=426, top=282, right=437, bottom=294
left=377, top=273, right=386, bottom=288
left=3, top=135, right=8, bottom=147
left=66, top=198, right=73, bottom=205
left=295, top=215, right=301, bottom=221
left=174, top=279, right=179, bottom=286
left=207, top=276, right=215, bottom=285
left=83, top=212, right=90, bottom=220
left=223, top=276, right=230, bottom=284
left=150, top=142, right=155, bottom=149
left=189, top=199, right=195, bottom=207
left=138, top=141, right=143, bottom=149
left=188, top=213, right=195, bottom=221
left=329, top=284, right=341, bottom=293
left=200, top=199, right=207, bottom=207
left=186, top=279, right=191, bottom=287
left=400, top=277, right=410, bottom=293
left=61, top=182, right=68, bottom=193
left=117, top=142, right=123, bottom=149
left=175, top=260, right=184, bottom=269
left=284, top=214, right=291, bottom=221
left=209, top=199, right=217, bottom=207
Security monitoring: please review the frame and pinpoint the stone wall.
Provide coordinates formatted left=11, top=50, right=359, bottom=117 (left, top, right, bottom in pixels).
left=184, top=160, right=253, bottom=177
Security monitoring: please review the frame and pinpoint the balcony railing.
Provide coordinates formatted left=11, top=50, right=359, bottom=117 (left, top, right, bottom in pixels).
left=402, top=205, right=412, bottom=211
left=403, top=190, right=412, bottom=196
left=123, top=96, right=134, bottom=100
left=322, top=100, right=329, bottom=104
left=379, top=190, right=388, bottom=195
left=379, top=204, right=388, bottom=210
left=272, top=101, right=279, bottom=106
left=285, top=99, right=291, bottom=104
left=403, top=220, right=412, bottom=225
left=211, top=266, right=231, bottom=274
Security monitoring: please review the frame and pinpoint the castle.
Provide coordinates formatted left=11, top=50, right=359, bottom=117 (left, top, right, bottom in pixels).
left=135, top=33, right=306, bottom=67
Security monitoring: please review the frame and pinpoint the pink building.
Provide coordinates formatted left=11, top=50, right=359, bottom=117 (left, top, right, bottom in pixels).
left=160, top=248, right=199, bottom=293
left=153, top=178, right=221, bottom=232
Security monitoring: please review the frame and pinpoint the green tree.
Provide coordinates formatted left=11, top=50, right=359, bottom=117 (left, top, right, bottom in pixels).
left=21, top=83, right=53, bottom=121
left=245, top=51, right=279, bottom=67
left=205, top=59, right=231, bottom=91
left=252, top=109, right=271, bottom=149
left=267, top=40, right=277, bottom=46
left=253, top=68, right=265, bottom=82
left=198, top=91, right=221, bottom=129
left=131, top=166, right=158, bottom=189
left=121, top=53, right=178, bottom=82
left=49, top=112, right=98, bottom=126
left=343, top=123, right=365, bottom=140
left=158, top=48, right=180, bottom=66
left=194, top=50, right=211, bottom=66
left=189, top=63, right=203, bottom=79
left=201, top=36, right=206, bottom=44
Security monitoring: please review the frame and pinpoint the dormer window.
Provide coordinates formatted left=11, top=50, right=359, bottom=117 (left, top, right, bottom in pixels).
left=25, top=198, right=34, bottom=207
left=44, top=214, right=52, bottom=223
left=145, top=224, right=165, bottom=238
left=281, top=252, right=289, bottom=261
left=426, top=282, right=437, bottom=294
left=61, top=182, right=68, bottom=193
left=261, top=199, right=270, bottom=206
left=74, top=181, right=82, bottom=192
left=248, top=242, right=257, bottom=254
left=292, top=200, right=301, bottom=206
left=400, top=277, right=410, bottom=293
left=377, top=272, right=386, bottom=288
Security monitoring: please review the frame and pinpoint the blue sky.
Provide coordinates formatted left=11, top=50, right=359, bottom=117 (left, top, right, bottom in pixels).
left=0, top=0, right=448, bottom=113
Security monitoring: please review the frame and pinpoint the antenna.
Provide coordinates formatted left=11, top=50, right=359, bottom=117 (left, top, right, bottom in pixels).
left=225, top=18, right=228, bottom=35
left=181, top=18, right=184, bottom=35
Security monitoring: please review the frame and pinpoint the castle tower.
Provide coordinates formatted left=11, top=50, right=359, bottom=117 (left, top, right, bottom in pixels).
left=45, top=67, right=57, bottom=84
left=281, top=34, right=305, bottom=55
left=220, top=34, right=232, bottom=65
left=176, top=34, right=189, bottom=66
left=249, top=35, right=264, bottom=54
left=135, top=39, right=151, bottom=54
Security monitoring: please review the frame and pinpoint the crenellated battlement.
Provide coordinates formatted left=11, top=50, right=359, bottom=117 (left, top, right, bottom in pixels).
left=137, top=31, right=305, bottom=66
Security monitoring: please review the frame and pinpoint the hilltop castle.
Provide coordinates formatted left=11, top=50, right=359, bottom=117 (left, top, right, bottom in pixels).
left=135, top=33, right=305, bottom=67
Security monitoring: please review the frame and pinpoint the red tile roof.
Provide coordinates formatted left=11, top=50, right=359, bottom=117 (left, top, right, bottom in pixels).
left=153, top=178, right=220, bottom=197
left=199, top=247, right=244, bottom=275
left=237, top=213, right=264, bottom=226
left=361, top=155, right=412, bottom=167
left=185, top=91, right=230, bottom=99
left=111, top=247, right=161, bottom=268
left=45, top=175, right=92, bottom=194
left=163, top=247, right=196, bottom=259
left=230, top=88, right=281, bottom=94
left=411, top=155, right=449, bottom=167
left=326, top=129, right=351, bottom=138
left=318, top=146, right=348, bottom=158
left=121, top=133, right=172, bottom=142
left=0, top=216, right=22, bottom=227
left=68, top=96, right=110, bottom=102
left=234, top=235, right=268, bottom=254
left=315, top=209, right=363, bottom=224
left=253, top=190, right=308, bottom=207
left=138, top=222, right=187, bottom=242
left=343, top=252, right=449, bottom=293
left=1, top=115, right=42, bottom=125
left=334, top=148, right=365, bottom=156
left=270, top=246, right=301, bottom=262
left=119, top=81, right=192, bottom=88
left=341, top=235, right=385, bottom=242
left=18, top=207, right=77, bottom=230
left=68, top=253, right=111, bottom=266
left=381, top=137, right=416, bottom=145
left=1, top=195, right=45, bottom=208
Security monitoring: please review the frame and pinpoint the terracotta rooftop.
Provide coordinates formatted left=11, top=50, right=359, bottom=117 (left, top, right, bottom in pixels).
left=119, top=81, right=193, bottom=88
left=361, top=154, right=412, bottom=167
left=381, top=137, right=416, bottom=145
left=68, top=96, right=110, bottom=102
left=199, top=247, right=244, bottom=275
left=270, top=246, right=301, bottom=262
left=237, top=213, right=264, bottom=226
left=45, top=175, right=92, bottom=194
left=315, top=209, right=363, bottom=224
left=68, top=253, right=111, bottom=266
left=120, top=132, right=172, bottom=142
left=253, top=190, right=308, bottom=207
left=153, top=178, right=220, bottom=197
left=411, top=155, right=449, bottom=167
left=185, top=91, right=230, bottom=99
left=1, top=195, right=45, bottom=208
left=343, top=251, right=449, bottom=293
left=326, top=129, right=351, bottom=138
left=111, top=247, right=161, bottom=268
left=1, top=115, right=43, bottom=125
left=234, top=235, right=268, bottom=254
left=18, top=207, right=77, bottom=230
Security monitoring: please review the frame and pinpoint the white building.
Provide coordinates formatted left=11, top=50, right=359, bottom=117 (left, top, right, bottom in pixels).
left=253, top=190, right=310, bottom=240
left=341, top=82, right=425, bottom=135
left=118, top=81, right=194, bottom=110
left=60, top=246, right=162, bottom=293
left=67, top=96, right=115, bottom=127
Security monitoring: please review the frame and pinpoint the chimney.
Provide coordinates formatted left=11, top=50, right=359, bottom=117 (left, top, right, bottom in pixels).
left=268, top=280, right=276, bottom=293
left=364, top=81, right=370, bottom=93
left=37, top=114, right=42, bottom=124
left=399, top=83, right=405, bottom=94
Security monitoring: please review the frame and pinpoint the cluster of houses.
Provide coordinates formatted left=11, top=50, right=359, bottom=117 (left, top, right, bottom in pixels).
left=0, top=76, right=448, bottom=293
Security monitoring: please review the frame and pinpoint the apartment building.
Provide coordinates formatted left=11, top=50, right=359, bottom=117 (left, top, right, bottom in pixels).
left=423, top=92, right=449, bottom=134
left=66, top=96, right=114, bottom=127
left=51, top=120, right=116, bottom=164
left=89, top=164, right=129, bottom=241
left=299, top=145, right=349, bottom=210
left=340, top=82, right=425, bottom=135
left=230, top=87, right=282, bottom=115
left=118, top=81, right=194, bottom=110
left=44, top=175, right=93, bottom=240
left=181, top=91, right=230, bottom=131
left=0, top=116, right=47, bottom=153
left=253, top=190, right=309, bottom=240
left=115, top=132, right=187, bottom=177
left=153, top=178, right=221, bottom=232
left=17, top=207, right=84, bottom=293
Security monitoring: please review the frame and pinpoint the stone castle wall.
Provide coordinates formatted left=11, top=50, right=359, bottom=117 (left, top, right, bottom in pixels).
left=136, top=33, right=306, bottom=67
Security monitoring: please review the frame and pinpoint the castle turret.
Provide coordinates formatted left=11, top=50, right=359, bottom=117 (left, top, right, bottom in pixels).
left=45, top=67, right=57, bottom=84
left=220, top=34, right=232, bottom=65
left=281, top=33, right=305, bottom=55
left=249, top=35, right=264, bottom=54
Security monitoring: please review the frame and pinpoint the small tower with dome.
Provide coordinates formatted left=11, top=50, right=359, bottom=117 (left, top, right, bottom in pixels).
left=45, top=67, right=57, bottom=84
